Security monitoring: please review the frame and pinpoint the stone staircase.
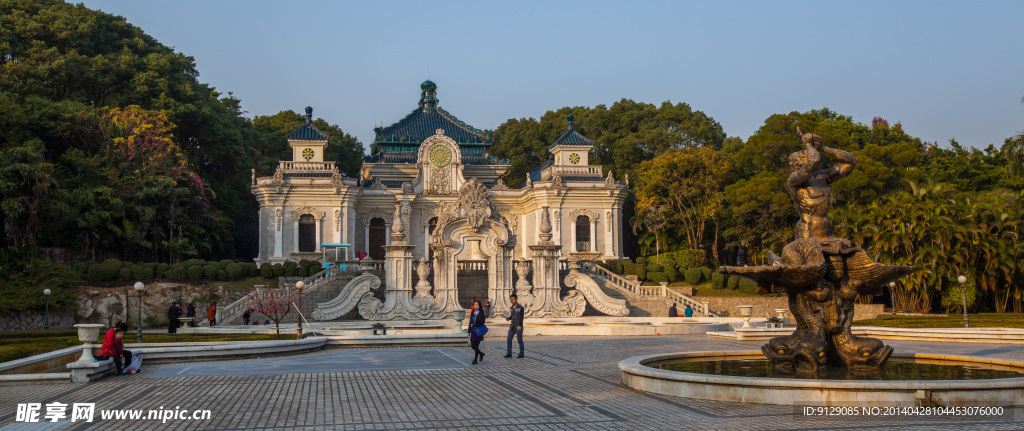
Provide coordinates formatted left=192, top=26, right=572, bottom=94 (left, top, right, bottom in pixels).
left=590, top=265, right=716, bottom=317
left=219, top=266, right=365, bottom=325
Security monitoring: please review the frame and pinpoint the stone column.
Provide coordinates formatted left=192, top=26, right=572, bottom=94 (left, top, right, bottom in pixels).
left=314, top=216, right=322, bottom=252
left=273, top=207, right=283, bottom=259
left=592, top=218, right=599, bottom=253
left=293, top=219, right=299, bottom=254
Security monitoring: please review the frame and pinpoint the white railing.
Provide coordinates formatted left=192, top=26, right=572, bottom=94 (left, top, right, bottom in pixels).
left=219, top=286, right=262, bottom=325
left=279, top=161, right=336, bottom=172
left=551, top=165, right=603, bottom=176
left=591, top=265, right=715, bottom=316
left=457, top=260, right=487, bottom=271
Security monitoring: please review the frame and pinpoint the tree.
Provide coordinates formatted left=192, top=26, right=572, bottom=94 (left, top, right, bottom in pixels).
left=633, top=147, right=731, bottom=252
left=247, top=284, right=302, bottom=339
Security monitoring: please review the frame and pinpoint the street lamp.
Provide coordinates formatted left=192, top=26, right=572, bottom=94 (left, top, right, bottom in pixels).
left=957, top=275, right=968, bottom=328
left=888, top=282, right=896, bottom=315
left=133, top=281, right=145, bottom=342
left=43, top=289, right=51, bottom=329
left=294, top=280, right=305, bottom=339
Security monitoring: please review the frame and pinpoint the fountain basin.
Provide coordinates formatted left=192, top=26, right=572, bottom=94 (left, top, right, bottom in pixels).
left=619, top=351, right=1024, bottom=406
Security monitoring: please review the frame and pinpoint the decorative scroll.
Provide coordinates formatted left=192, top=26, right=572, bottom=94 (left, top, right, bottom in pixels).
left=554, top=210, right=560, bottom=232
left=275, top=209, right=282, bottom=231
left=499, top=211, right=518, bottom=234
left=493, top=178, right=508, bottom=190
left=360, top=208, right=394, bottom=228
left=311, top=274, right=381, bottom=320
left=291, top=206, right=326, bottom=220
left=335, top=210, right=342, bottom=232
left=607, top=211, right=613, bottom=232
left=568, top=208, right=598, bottom=222
left=564, top=272, right=629, bottom=316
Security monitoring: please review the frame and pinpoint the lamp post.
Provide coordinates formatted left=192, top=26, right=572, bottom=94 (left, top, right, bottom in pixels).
left=957, top=275, right=968, bottom=328
left=888, top=282, right=897, bottom=315
left=133, top=282, right=145, bottom=342
left=294, top=280, right=305, bottom=339
left=43, top=289, right=51, bottom=329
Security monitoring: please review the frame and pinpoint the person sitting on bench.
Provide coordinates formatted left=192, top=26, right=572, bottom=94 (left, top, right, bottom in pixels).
left=96, top=322, right=133, bottom=375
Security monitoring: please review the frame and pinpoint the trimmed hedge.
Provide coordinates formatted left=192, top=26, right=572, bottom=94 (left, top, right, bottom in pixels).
left=684, top=268, right=704, bottom=285
left=700, top=267, right=713, bottom=281
left=646, top=263, right=664, bottom=273
left=663, top=262, right=678, bottom=282
left=648, top=272, right=668, bottom=284
left=260, top=263, right=274, bottom=278
left=711, top=272, right=726, bottom=289
left=726, top=275, right=741, bottom=290
left=738, top=278, right=759, bottom=294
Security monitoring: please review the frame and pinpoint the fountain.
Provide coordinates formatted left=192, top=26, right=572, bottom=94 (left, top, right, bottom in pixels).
left=619, top=129, right=1024, bottom=406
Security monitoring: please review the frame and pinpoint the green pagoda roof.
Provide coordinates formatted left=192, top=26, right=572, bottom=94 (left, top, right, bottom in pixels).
left=548, top=114, right=594, bottom=149
left=287, top=107, right=330, bottom=141
left=370, top=81, right=492, bottom=150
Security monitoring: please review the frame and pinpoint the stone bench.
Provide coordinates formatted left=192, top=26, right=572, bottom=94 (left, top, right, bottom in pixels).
left=67, top=358, right=115, bottom=383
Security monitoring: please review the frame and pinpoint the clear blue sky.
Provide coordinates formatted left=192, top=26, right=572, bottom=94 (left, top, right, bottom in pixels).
left=79, top=0, right=1024, bottom=151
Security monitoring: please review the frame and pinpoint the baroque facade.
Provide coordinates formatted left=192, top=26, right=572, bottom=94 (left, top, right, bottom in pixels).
left=251, top=81, right=629, bottom=315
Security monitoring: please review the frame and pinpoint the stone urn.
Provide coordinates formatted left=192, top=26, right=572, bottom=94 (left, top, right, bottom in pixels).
left=737, top=305, right=755, bottom=328
left=452, top=308, right=467, bottom=332
left=359, top=258, right=376, bottom=274
left=73, top=323, right=105, bottom=364
left=775, top=308, right=789, bottom=320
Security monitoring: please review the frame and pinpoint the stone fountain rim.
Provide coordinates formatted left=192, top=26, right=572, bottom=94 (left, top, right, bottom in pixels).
left=620, top=350, right=1024, bottom=390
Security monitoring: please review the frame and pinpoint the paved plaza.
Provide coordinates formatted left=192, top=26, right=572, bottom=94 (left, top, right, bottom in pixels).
left=2, top=335, right=1024, bottom=430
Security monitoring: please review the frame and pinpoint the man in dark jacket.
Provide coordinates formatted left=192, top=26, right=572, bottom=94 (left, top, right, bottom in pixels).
left=668, top=303, right=678, bottom=317
left=504, top=294, right=525, bottom=358
left=167, top=301, right=182, bottom=334
left=185, top=302, right=197, bottom=327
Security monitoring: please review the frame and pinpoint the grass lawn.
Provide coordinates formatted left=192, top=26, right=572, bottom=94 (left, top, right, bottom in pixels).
left=854, top=313, right=1024, bottom=328
left=0, top=329, right=279, bottom=364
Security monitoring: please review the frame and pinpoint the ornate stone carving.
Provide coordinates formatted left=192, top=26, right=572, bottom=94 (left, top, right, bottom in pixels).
left=414, top=258, right=432, bottom=298
left=538, top=206, right=553, bottom=243
left=457, top=178, right=493, bottom=230
left=514, top=260, right=533, bottom=304
left=551, top=174, right=564, bottom=188
left=607, top=211, right=612, bottom=232
left=554, top=210, right=560, bottom=232
left=251, top=168, right=256, bottom=185
left=564, top=272, right=629, bottom=316
left=431, top=168, right=450, bottom=194
left=332, top=169, right=343, bottom=185
left=568, top=208, right=598, bottom=222
left=493, top=178, right=508, bottom=190
left=605, top=170, right=615, bottom=187
left=368, top=177, right=384, bottom=190
left=391, top=204, right=406, bottom=241
left=360, top=208, right=394, bottom=228
left=401, top=182, right=414, bottom=194
left=335, top=210, right=341, bottom=232
left=311, top=274, right=381, bottom=320
left=275, top=208, right=282, bottom=231
left=291, top=207, right=326, bottom=220
left=499, top=211, right=518, bottom=234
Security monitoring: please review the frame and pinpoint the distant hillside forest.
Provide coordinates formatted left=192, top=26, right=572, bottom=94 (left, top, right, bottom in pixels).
left=2, top=0, right=1023, bottom=313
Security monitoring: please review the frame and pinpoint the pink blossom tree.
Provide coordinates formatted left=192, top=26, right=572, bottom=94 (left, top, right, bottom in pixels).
left=247, top=285, right=302, bottom=339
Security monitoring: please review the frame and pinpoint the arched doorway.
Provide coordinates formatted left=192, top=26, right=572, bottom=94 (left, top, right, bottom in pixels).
left=368, top=218, right=386, bottom=260
left=298, top=214, right=316, bottom=252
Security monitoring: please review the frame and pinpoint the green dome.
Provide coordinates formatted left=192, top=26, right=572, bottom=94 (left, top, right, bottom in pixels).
left=421, top=80, right=437, bottom=91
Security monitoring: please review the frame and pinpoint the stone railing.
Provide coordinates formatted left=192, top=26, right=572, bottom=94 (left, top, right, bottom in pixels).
left=219, top=287, right=260, bottom=325
left=457, top=260, right=487, bottom=271
left=591, top=265, right=715, bottom=316
left=279, top=161, right=336, bottom=172
left=550, top=165, right=603, bottom=176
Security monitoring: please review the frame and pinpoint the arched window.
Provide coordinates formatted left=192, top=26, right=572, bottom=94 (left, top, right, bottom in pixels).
left=576, top=215, right=591, bottom=252
left=368, top=218, right=386, bottom=260
left=298, top=215, right=316, bottom=252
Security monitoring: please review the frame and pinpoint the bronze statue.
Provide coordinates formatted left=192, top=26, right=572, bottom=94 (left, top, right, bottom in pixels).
left=720, top=128, right=913, bottom=374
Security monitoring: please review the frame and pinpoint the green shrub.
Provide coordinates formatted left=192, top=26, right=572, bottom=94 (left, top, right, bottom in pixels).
left=726, top=275, right=740, bottom=290
left=283, top=261, right=298, bottom=277
left=118, top=267, right=132, bottom=281
left=202, top=264, right=219, bottom=280
left=738, top=278, right=759, bottom=294
left=610, top=259, right=625, bottom=274
left=700, top=267, right=713, bottom=280
left=143, top=267, right=154, bottom=280
left=635, top=264, right=646, bottom=280
left=71, top=262, right=88, bottom=275
left=711, top=272, right=726, bottom=289
left=219, top=259, right=234, bottom=268
left=636, top=256, right=647, bottom=265
left=646, top=263, right=664, bottom=273
left=130, top=265, right=147, bottom=280
left=663, top=264, right=678, bottom=282
left=260, top=263, right=274, bottom=278
left=187, top=266, right=204, bottom=281
left=272, top=263, right=284, bottom=277
left=299, top=259, right=319, bottom=277
left=225, top=263, right=244, bottom=280
left=243, top=262, right=258, bottom=277
left=101, top=258, right=121, bottom=267
left=156, top=263, right=170, bottom=277
left=217, top=269, right=228, bottom=281
left=166, top=267, right=187, bottom=280
left=684, top=268, right=704, bottom=285
left=648, top=272, right=668, bottom=284
left=86, top=263, right=115, bottom=282
left=182, top=259, right=206, bottom=268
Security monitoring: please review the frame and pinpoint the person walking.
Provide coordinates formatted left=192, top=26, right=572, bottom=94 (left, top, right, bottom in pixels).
left=504, top=293, right=525, bottom=358
left=167, top=301, right=182, bottom=334
left=467, top=299, right=487, bottom=364
left=207, top=301, right=218, bottom=326
left=668, top=303, right=678, bottom=317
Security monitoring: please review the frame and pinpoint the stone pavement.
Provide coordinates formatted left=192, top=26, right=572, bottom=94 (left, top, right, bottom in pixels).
left=1, top=335, right=1023, bottom=430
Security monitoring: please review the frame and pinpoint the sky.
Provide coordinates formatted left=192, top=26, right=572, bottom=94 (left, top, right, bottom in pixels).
left=78, top=0, right=1024, bottom=151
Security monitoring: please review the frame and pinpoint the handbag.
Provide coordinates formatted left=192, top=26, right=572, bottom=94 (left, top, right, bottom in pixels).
left=472, top=325, right=488, bottom=338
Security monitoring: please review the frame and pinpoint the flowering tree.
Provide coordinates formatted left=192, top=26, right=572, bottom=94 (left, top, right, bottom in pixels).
left=248, top=285, right=302, bottom=339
